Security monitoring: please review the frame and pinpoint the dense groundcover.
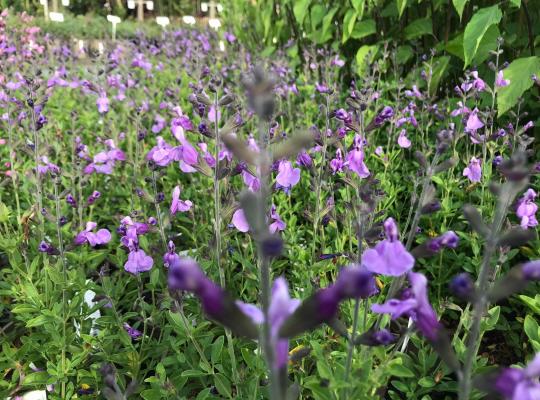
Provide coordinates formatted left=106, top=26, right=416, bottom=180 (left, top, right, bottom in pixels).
left=1, top=7, right=540, bottom=400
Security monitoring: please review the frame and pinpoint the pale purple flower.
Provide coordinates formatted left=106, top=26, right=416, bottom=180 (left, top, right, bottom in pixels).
left=471, top=71, right=486, bottom=91
left=96, top=94, right=109, bottom=114
left=124, top=249, right=153, bottom=274
left=494, top=353, right=540, bottom=400
left=242, top=170, right=260, bottom=192
left=375, top=146, right=384, bottom=156
left=397, top=129, right=411, bottom=148
left=450, top=101, right=470, bottom=117
left=232, top=209, right=249, bottom=232
left=276, top=160, right=300, bottom=191
left=315, top=83, right=329, bottom=93
left=151, top=114, right=166, bottom=134
left=330, top=149, right=345, bottom=174
left=74, top=222, right=111, bottom=247
left=170, top=186, right=193, bottom=215
left=463, top=157, right=482, bottom=183
left=496, top=70, right=510, bottom=87
left=516, top=189, right=538, bottom=229
left=362, top=218, right=415, bottom=276
left=372, top=271, right=441, bottom=341
left=465, top=109, right=484, bottom=133
left=269, top=205, right=286, bottom=233
left=237, top=278, right=300, bottom=369
left=346, top=135, right=370, bottom=178
left=331, top=55, right=345, bottom=67
left=404, top=85, right=423, bottom=98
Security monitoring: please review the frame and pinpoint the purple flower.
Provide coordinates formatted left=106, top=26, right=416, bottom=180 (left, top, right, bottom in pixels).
left=372, top=271, right=441, bottom=341
left=163, top=241, right=180, bottom=267
left=269, top=205, right=286, bottom=233
left=463, top=157, right=482, bottom=183
left=465, top=109, right=484, bottom=133
left=123, top=323, right=142, bottom=339
left=362, top=218, right=415, bottom=276
left=232, top=209, right=249, bottom=232
left=494, top=353, right=540, bottom=400
left=373, top=106, right=394, bottom=127
left=296, top=151, right=312, bottom=168
left=170, top=186, right=193, bottom=215
left=495, top=70, right=510, bottom=88
left=404, top=85, right=423, bottom=98
left=516, top=189, right=538, bottom=229
left=330, top=149, right=345, bottom=174
left=346, top=135, right=370, bottom=178
left=237, top=278, right=301, bottom=369
left=74, top=222, right=111, bottom=247
left=397, top=129, right=411, bottom=148
left=168, top=257, right=225, bottom=319
left=151, top=114, right=166, bottom=134
left=96, top=94, right=109, bottom=114
left=427, top=231, right=459, bottom=252
left=276, top=160, right=300, bottom=191
left=124, top=249, right=153, bottom=274
left=471, top=71, right=486, bottom=91
left=522, top=260, right=540, bottom=281
left=315, top=83, right=329, bottom=93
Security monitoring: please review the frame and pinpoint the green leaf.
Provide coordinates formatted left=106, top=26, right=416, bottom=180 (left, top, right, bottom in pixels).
left=509, top=0, right=521, bottom=7
left=497, top=56, right=540, bottom=116
left=181, top=370, right=207, bottom=378
left=397, top=0, right=408, bottom=18
left=404, top=18, right=433, bottom=40
left=293, top=0, right=311, bottom=24
left=480, top=306, right=500, bottom=331
left=387, top=363, right=415, bottom=378
left=428, top=56, right=450, bottom=96
left=141, top=389, right=162, bottom=400
left=211, top=336, right=224, bottom=365
left=26, top=315, right=49, bottom=328
left=310, top=4, right=325, bottom=31
left=317, top=6, right=338, bottom=43
left=396, top=45, right=414, bottom=64
left=452, top=0, right=468, bottom=20
left=213, top=373, right=232, bottom=398
left=418, top=377, right=436, bottom=388
left=351, top=19, right=376, bottom=40
left=463, top=5, right=502, bottom=68
left=355, top=45, right=378, bottom=74
left=524, top=315, right=540, bottom=343
left=342, top=9, right=358, bottom=43
left=472, top=25, right=499, bottom=65
left=351, top=0, right=365, bottom=15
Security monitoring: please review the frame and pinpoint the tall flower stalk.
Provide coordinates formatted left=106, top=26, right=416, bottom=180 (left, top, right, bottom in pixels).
left=211, top=89, right=240, bottom=391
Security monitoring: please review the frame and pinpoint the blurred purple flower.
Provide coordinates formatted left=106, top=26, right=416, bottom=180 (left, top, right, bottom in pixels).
left=494, top=353, right=540, bottom=400
left=346, top=134, right=370, bottom=178
left=495, top=70, right=510, bottom=88
left=397, top=129, right=411, bottom=148
left=123, top=323, right=142, bottom=339
left=269, top=205, right=286, bottom=233
left=232, top=209, right=249, bottom=232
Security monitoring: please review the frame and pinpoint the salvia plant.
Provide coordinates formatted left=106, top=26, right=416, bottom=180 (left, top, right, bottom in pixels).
left=0, top=7, right=539, bottom=400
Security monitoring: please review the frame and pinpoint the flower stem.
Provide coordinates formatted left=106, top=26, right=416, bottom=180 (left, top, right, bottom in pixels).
left=458, top=182, right=518, bottom=400
left=212, top=93, right=240, bottom=393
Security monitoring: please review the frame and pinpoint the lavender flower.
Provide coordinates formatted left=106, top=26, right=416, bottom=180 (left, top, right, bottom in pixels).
left=397, top=129, right=412, bottom=148
left=269, top=205, right=286, bottom=233
left=170, top=186, right=193, bottom=215
left=372, top=271, right=441, bottom=341
left=516, top=189, right=538, bottom=229
left=362, top=218, right=415, bottom=276
left=74, top=222, right=111, bottom=247
left=276, top=160, right=300, bottom=192
left=124, top=249, right=154, bottom=274
left=495, top=70, right=510, bottom=87
left=330, top=148, right=345, bottom=174
left=463, top=157, right=482, bottom=183
left=123, top=323, right=142, bottom=339
left=231, top=209, right=249, bottom=232
left=465, top=109, right=484, bottom=133
left=346, top=134, right=370, bottom=178
left=494, top=354, right=540, bottom=400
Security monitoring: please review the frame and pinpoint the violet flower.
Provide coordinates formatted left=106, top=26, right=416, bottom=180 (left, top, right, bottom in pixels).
left=495, top=70, right=510, bottom=87
left=516, top=189, right=538, bottom=229
left=471, top=71, right=486, bottom=91
left=269, top=205, right=286, bottom=233
left=346, top=134, right=370, bottom=178
left=330, top=148, right=345, bottom=174
left=463, top=157, right=482, bottom=183
left=237, top=278, right=300, bottom=369
left=372, top=271, right=441, bottom=341
left=465, top=108, right=484, bottom=133
left=96, top=93, right=109, bottom=114
left=74, top=222, right=111, bottom=247
left=276, top=160, right=300, bottom=192
left=362, top=218, right=415, bottom=276
left=231, top=209, right=249, bottom=232
left=397, top=129, right=412, bottom=148
left=123, top=323, right=142, bottom=339
left=170, top=186, right=193, bottom=215
left=494, top=353, right=540, bottom=400
left=124, top=248, right=153, bottom=274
